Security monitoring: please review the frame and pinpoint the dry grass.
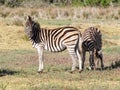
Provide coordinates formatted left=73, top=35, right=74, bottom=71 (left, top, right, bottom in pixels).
left=0, top=24, right=30, bottom=50
left=0, top=6, right=120, bottom=26
left=1, top=74, right=120, bottom=90
left=0, top=20, right=119, bottom=50
left=0, top=20, right=120, bottom=89
left=0, top=6, right=120, bottom=90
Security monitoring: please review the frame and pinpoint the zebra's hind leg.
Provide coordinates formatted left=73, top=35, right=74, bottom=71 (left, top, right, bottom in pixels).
left=82, top=49, right=86, bottom=70
left=96, top=50, right=104, bottom=70
left=76, top=48, right=83, bottom=73
left=67, top=47, right=78, bottom=73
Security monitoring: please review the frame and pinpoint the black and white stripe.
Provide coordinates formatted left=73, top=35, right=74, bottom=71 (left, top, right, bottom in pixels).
left=82, top=27, right=104, bottom=70
left=25, top=16, right=83, bottom=73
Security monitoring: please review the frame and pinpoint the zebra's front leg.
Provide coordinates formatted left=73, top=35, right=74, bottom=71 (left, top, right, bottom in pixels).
left=98, top=50, right=104, bottom=70
left=70, top=54, right=77, bottom=73
left=82, top=49, right=86, bottom=70
left=37, top=46, right=44, bottom=73
left=89, top=51, right=95, bottom=70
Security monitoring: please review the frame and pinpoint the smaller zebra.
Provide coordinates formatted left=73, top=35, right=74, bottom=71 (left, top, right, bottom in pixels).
left=24, top=16, right=83, bottom=73
left=82, top=27, right=104, bottom=70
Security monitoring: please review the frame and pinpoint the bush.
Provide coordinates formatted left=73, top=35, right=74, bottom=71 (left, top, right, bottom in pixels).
left=0, top=0, right=5, bottom=5
left=4, top=0, right=23, bottom=7
left=83, top=0, right=113, bottom=7
left=100, top=0, right=112, bottom=7
left=84, top=0, right=100, bottom=6
left=72, top=0, right=84, bottom=6
left=0, top=0, right=120, bottom=7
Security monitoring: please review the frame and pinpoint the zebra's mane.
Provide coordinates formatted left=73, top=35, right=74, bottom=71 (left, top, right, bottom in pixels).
left=31, top=21, right=41, bottom=43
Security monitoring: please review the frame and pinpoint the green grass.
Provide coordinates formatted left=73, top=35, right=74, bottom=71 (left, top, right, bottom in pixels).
left=0, top=49, right=35, bottom=61
left=0, top=48, right=120, bottom=90
left=0, top=17, right=120, bottom=90
left=39, top=19, right=72, bottom=26
left=104, top=46, right=120, bottom=55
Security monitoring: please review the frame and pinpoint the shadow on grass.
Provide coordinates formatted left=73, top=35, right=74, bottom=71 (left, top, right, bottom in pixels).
left=104, top=60, right=120, bottom=70
left=0, top=60, right=120, bottom=76
left=0, top=69, right=20, bottom=77
left=95, top=60, right=120, bottom=71
left=70, top=60, right=120, bottom=71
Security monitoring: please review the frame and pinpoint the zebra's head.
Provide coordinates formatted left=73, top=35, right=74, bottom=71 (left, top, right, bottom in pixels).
left=25, top=16, right=40, bottom=40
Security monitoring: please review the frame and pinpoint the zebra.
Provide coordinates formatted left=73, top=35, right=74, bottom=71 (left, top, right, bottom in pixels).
left=82, top=27, right=104, bottom=70
left=24, top=16, right=83, bottom=73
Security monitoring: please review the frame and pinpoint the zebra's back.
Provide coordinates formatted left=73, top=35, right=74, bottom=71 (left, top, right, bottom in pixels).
left=82, top=27, right=102, bottom=51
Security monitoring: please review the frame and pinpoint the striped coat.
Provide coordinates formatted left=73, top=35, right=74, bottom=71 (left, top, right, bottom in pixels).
left=25, top=16, right=83, bottom=73
left=82, top=27, right=104, bottom=70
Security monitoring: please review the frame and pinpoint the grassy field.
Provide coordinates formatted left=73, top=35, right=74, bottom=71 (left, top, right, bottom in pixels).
left=0, top=15, right=120, bottom=90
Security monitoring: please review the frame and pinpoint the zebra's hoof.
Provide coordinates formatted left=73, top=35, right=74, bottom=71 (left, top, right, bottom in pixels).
left=69, top=71, right=74, bottom=73
left=88, top=66, right=96, bottom=70
left=79, top=70, right=83, bottom=73
left=37, top=70, right=43, bottom=73
left=92, top=67, right=96, bottom=70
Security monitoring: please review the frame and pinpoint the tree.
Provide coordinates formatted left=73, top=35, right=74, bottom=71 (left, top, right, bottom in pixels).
left=64, top=0, right=72, bottom=5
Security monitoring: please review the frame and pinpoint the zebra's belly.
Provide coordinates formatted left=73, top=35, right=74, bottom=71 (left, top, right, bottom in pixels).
left=44, top=44, right=66, bottom=52
left=82, top=41, right=95, bottom=51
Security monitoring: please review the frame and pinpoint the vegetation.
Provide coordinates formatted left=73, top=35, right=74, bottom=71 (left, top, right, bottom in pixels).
left=0, top=0, right=120, bottom=90
left=0, top=0, right=120, bottom=7
left=0, top=21, right=120, bottom=89
left=0, top=6, right=119, bottom=27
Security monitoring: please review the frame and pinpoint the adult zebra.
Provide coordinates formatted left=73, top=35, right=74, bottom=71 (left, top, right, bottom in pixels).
left=82, top=27, right=104, bottom=70
left=24, top=16, right=83, bottom=73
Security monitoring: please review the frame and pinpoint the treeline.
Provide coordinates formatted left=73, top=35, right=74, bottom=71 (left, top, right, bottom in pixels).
left=0, top=0, right=120, bottom=7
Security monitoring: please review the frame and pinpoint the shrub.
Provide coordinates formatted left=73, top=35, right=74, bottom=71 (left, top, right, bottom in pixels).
left=0, top=0, right=120, bottom=7
left=100, top=0, right=112, bottom=7
left=5, top=0, right=23, bottom=7
left=0, top=0, right=5, bottom=5
left=84, top=0, right=100, bottom=6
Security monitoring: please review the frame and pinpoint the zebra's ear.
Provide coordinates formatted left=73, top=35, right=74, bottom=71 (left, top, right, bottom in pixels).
left=27, top=16, right=32, bottom=22
left=94, top=25, right=100, bottom=29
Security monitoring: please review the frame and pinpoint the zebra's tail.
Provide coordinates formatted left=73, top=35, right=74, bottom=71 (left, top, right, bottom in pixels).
left=78, top=32, right=83, bottom=54
left=77, top=32, right=83, bottom=71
